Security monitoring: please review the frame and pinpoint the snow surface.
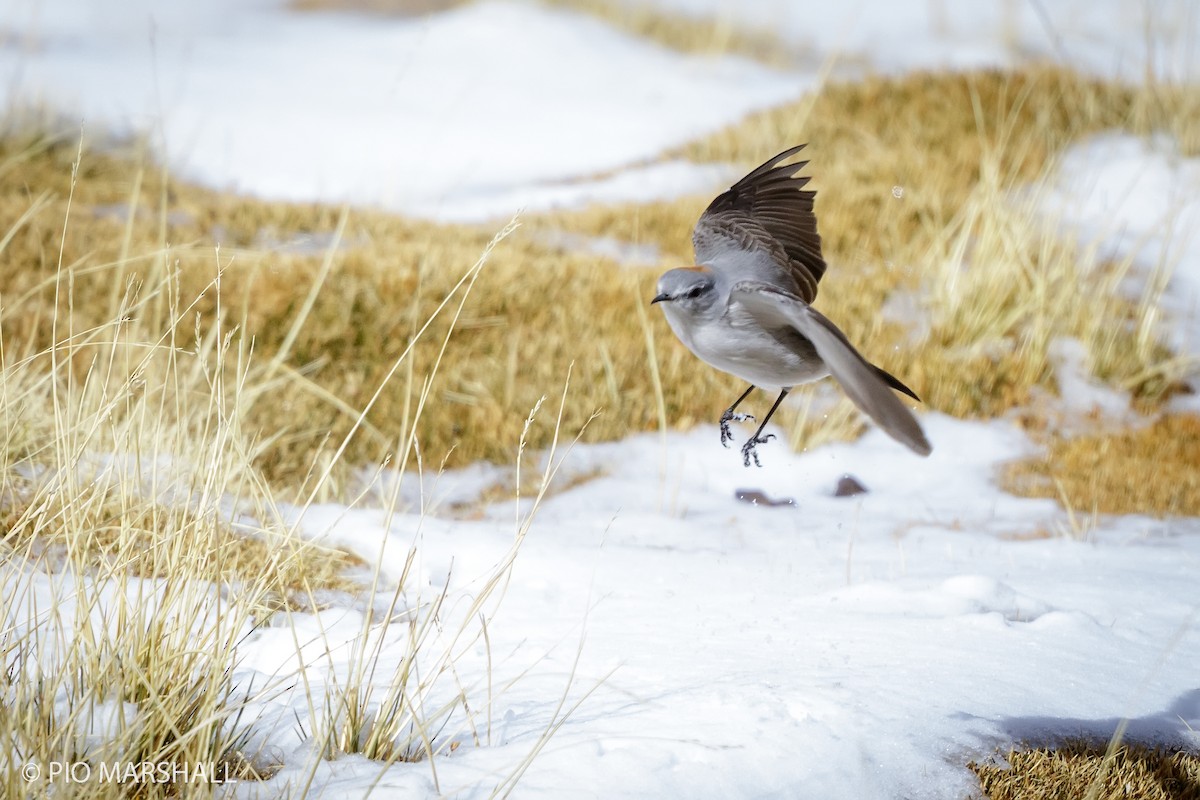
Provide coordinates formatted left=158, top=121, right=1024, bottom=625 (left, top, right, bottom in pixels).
left=230, top=415, right=1200, bottom=799
left=7, top=0, right=1199, bottom=222
left=633, top=0, right=1200, bottom=81
left=0, top=0, right=798, bottom=220
left=1044, top=133, right=1200, bottom=367
left=3, top=1, right=1200, bottom=798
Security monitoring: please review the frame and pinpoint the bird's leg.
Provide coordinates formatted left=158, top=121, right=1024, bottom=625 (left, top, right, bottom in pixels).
left=741, top=389, right=789, bottom=467
left=719, top=385, right=757, bottom=447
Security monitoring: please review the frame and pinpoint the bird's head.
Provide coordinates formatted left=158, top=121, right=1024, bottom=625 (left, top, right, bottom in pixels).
left=651, top=266, right=718, bottom=314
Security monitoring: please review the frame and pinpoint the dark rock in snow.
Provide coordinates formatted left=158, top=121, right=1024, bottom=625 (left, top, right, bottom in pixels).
left=835, top=474, right=868, bottom=497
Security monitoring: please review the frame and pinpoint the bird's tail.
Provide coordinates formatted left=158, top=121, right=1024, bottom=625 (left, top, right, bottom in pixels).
left=872, top=365, right=920, bottom=402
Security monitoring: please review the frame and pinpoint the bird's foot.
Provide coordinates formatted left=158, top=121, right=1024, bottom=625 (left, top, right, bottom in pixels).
left=719, top=411, right=755, bottom=447
left=741, top=433, right=776, bottom=468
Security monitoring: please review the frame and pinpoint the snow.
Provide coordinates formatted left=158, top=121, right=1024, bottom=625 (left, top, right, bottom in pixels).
left=0, top=0, right=798, bottom=221
left=3, top=0, right=1200, bottom=798
left=632, top=0, right=1200, bottom=81
left=219, top=415, right=1200, bottom=799
left=1046, top=337, right=1136, bottom=425
left=532, top=229, right=665, bottom=268
left=10, top=0, right=1197, bottom=223
left=1042, top=132, right=1200, bottom=412
left=1044, top=133, right=1200, bottom=368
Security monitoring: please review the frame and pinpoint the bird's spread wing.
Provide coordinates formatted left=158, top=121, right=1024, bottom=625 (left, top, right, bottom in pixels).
left=693, top=144, right=826, bottom=304
left=729, top=281, right=932, bottom=457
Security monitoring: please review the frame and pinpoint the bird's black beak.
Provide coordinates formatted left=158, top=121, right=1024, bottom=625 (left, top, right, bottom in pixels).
left=651, top=292, right=670, bottom=305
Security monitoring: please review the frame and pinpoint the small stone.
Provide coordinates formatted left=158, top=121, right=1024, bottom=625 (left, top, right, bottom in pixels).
left=834, top=474, right=868, bottom=497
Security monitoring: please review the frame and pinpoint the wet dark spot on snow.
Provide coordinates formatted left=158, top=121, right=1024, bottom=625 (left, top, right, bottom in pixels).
left=735, top=488, right=796, bottom=507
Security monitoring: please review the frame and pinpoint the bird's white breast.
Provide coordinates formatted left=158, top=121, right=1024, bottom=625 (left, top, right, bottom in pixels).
left=662, top=301, right=827, bottom=389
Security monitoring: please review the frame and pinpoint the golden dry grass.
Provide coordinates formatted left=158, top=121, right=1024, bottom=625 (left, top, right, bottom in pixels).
left=972, top=741, right=1200, bottom=800
left=531, top=68, right=1187, bottom=430
left=1, top=66, right=1192, bottom=507
left=0, top=178, right=570, bottom=795
left=0, top=133, right=521, bottom=795
left=1001, top=414, right=1200, bottom=518
left=676, top=66, right=1196, bottom=425
left=0, top=141, right=368, bottom=593
left=0, top=488, right=364, bottom=600
left=538, top=0, right=803, bottom=67
left=0, top=129, right=637, bottom=491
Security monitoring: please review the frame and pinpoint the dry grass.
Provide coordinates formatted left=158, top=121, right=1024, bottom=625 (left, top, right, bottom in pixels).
left=2, top=67, right=1193, bottom=501
left=972, top=741, right=1200, bottom=800
left=0, top=139, right=582, bottom=795
left=0, top=126, right=649, bottom=491
left=1001, top=414, right=1200, bottom=518
left=538, top=0, right=803, bottom=67
left=679, top=67, right=1195, bottom=425
left=0, top=151, right=366, bottom=592
left=0, top=489, right=364, bottom=600
left=0, top=225, right=314, bottom=796
left=530, top=68, right=1189, bottom=444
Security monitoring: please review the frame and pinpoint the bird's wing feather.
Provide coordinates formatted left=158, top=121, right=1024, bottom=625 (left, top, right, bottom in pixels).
left=693, top=144, right=826, bottom=303
left=729, top=281, right=932, bottom=457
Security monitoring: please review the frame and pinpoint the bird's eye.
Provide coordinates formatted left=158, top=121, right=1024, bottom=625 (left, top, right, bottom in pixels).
left=687, top=286, right=703, bottom=298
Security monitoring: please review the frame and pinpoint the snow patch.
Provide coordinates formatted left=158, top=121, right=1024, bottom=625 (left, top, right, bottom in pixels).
left=0, top=1, right=800, bottom=221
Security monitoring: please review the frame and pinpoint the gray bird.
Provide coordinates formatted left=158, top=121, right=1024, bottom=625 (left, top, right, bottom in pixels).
left=651, top=144, right=932, bottom=466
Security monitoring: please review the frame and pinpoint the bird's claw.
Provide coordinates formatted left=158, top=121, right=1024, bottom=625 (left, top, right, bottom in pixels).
left=741, top=433, right=776, bottom=468
left=719, top=411, right=755, bottom=447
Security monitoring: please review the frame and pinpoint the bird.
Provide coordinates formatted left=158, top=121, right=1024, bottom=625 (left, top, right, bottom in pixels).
left=651, top=144, right=931, bottom=467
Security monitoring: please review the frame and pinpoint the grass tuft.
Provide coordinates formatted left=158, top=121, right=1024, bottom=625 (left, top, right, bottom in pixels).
left=1, top=137, right=586, bottom=794
left=972, top=741, right=1200, bottom=800
left=1001, top=414, right=1200, bottom=518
